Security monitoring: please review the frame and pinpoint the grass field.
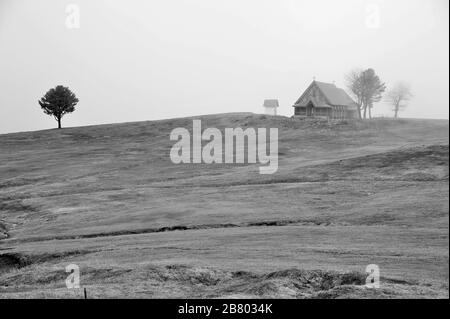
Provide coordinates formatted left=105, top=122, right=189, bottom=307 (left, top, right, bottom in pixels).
left=0, top=113, right=448, bottom=298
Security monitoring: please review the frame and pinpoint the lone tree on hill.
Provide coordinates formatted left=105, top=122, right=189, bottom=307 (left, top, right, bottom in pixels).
left=346, top=68, right=386, bottom=119
left=38, top=85, right=79, bottom=129
left=385, top=82, right=413, bottom=119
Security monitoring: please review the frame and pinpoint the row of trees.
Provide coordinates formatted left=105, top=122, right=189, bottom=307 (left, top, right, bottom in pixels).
left=38, top=71, right=411, bottom=129
left=345, top=68, right=413, bottom=119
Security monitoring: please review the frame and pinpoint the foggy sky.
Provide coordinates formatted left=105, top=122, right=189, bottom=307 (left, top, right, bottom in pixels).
left=0, top=0, right=448, bottom=134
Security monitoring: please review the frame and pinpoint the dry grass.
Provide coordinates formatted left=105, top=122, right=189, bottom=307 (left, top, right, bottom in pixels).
left=0, top=113, right=448, bottom=298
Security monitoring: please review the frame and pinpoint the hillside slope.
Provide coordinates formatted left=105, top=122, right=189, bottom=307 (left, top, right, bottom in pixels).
left=0, top=113, right=448, bottom=298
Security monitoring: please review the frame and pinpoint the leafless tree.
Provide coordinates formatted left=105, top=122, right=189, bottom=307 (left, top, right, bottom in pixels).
left=346, top=68, right=386, bottom=119
left=385, top=82, right=413, bottom=119
left=345, top=69, right=364, bottom=119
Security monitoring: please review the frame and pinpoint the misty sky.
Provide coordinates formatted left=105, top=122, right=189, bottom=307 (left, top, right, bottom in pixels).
left=0, top=0, right=448, bottom=134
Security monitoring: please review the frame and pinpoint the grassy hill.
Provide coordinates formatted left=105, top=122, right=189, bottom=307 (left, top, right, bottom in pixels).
left=0, top=113, right=448, bottom=298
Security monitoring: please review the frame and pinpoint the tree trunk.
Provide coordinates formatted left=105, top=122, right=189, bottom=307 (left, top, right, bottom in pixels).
left=394, top=102, right=400, bottom=119
left=363, top=104, right=367, bottom=119
left=57, top=117, right=61, bottom=129
left=368, top=106, right=372, bottom=119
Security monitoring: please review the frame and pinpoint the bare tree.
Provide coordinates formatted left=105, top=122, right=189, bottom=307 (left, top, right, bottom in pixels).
left=346, top=68, right=386, bottom=119
left=385, top=82, right=413, bottom=119
left=345, top=69, right=364, bottom=119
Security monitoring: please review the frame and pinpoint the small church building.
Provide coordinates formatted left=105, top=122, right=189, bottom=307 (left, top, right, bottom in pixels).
left=293, top=81, right=358, bottom=119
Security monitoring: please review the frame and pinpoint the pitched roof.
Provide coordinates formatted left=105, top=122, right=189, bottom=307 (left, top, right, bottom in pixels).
left=294, top=81, right=358, bottom=110
left=263, top=99, right=279, bottom=108
left=314, top=81, right=356, bottom=107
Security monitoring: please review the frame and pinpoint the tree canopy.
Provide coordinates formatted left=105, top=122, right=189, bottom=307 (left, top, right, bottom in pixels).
left=38, top=85, right=79, bottom=129
left=386, top=82, right=413, bottom=118
left=346, top=68, right=386, bottom=119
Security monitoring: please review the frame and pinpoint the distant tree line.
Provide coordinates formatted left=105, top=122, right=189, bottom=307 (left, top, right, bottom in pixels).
left=37, top=73, right=412, bottom=130
left=345, top=68, right=412, bottom=119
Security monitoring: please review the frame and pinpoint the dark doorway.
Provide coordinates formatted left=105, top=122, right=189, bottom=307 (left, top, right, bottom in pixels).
left=306, top=101, right=314, bottom=116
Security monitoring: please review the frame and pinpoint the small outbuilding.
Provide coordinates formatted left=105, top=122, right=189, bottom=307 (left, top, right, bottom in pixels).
left=263, top=99, right=279, bottom=116
left=293, top=81, right=358, bottom=119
